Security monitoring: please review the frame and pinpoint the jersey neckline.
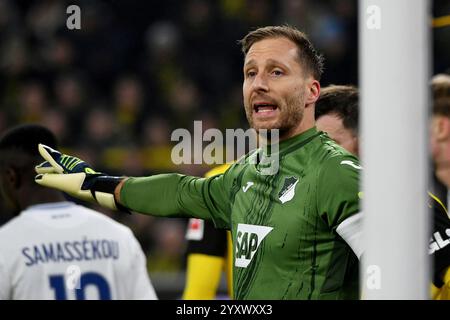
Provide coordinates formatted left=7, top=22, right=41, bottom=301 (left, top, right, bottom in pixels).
left=260, top=126, right=321, bottom=158
left=22, top=201, right=75, bottom=214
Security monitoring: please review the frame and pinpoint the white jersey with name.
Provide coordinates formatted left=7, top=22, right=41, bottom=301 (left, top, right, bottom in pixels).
left=0, top=202, right=157, bottom=300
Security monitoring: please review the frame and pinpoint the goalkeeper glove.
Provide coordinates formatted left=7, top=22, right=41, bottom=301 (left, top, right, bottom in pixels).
left=35, top=144, right=128, bottom=212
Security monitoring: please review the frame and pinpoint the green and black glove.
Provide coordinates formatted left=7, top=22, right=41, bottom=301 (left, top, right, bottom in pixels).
left=35, top=144, right=128, bottom=212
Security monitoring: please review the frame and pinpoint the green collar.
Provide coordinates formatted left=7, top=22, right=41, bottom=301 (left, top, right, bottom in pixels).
left=278, top=127, right=320, bottom=156
left=262, top=127, right=320, bottom=157
left=250, top=127, right=321, bottom=175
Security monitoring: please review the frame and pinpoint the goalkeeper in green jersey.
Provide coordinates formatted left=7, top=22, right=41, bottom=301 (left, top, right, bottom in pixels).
left=34, top=25, right=362, bottom=299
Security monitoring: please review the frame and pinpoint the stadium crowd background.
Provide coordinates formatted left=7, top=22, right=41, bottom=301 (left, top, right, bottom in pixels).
left=0, top=0, right=449, bottom=298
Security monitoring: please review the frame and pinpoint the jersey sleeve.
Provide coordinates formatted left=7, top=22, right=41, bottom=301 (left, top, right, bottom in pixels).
left=127, top=232, right=158, bottom=299
left=120, top=168, right=236, bottom=229
left=317, top=156, right=361, bottom=231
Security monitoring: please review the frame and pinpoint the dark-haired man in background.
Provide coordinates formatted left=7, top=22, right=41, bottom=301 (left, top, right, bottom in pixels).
left=0, top=124, right=157, bottom=300
left=315, top=85, right=359, bottom=156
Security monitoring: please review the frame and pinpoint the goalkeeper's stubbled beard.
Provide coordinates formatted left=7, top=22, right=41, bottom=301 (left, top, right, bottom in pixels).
left=244, top=91, right=306, bottom=138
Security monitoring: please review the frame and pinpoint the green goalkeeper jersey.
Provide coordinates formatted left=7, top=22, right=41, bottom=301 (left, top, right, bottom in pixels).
left=120, top=127, right=361, bottom=299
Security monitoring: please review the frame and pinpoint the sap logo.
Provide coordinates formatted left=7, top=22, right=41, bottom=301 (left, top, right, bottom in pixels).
left=235, top=224, right=273, bottom=268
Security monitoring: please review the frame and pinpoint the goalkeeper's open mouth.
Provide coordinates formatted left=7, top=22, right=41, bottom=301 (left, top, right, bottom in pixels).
left=253, top=102, right=279, bottom=120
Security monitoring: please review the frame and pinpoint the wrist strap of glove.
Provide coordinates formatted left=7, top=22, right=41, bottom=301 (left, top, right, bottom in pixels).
left=88, top=176, right=130, bottom=213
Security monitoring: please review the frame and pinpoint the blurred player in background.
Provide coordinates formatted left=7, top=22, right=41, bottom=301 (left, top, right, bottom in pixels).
left=183, top=163, right=233, bottom=300
left=429, top=74, right=450, bottom=300
left=315, top=85, right=359, bottom=156
left=0, top=124, right=157, bottom=300
left=315, top=82, right=450, bottom=300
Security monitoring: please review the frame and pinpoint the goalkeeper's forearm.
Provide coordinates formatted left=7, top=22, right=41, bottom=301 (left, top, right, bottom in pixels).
left=34, top=144, right=215, bottom=218
left=117, top=173, right=212, bottom=220
left=36, top=171, right=213, bottom=219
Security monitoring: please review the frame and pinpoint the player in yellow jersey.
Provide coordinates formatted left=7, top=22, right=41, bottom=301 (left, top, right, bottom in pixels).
left=182, top=164, right=233, bottom=299
left=429, top=74, right=450, bottom=300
